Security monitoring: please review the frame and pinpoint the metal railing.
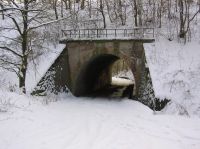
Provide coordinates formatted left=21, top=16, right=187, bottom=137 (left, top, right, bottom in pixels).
left=61, top=28, right=154, bottom=40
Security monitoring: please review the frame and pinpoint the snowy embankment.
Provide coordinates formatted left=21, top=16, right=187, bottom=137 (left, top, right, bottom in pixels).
left=26, top=44, right=65, bottom=92
left=144, top=37, right=200, bottom=116
left=0, top=91, right=200, bottom=149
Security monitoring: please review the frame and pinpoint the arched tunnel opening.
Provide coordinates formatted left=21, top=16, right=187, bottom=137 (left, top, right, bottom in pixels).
left=74, top=54, right=135, bottom=98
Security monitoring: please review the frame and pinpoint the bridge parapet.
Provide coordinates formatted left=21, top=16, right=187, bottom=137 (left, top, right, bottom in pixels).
left=61, top=28, right=154, bottom=40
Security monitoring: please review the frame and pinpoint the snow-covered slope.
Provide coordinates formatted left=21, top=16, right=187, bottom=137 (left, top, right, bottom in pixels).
left=26, top=44, right=65, bottom=92
left=144, top=37, right=200, bottom=116
left=0, top=91, right=200, bottom=149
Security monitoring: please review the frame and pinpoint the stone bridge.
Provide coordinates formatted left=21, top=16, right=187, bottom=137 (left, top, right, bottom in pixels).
left=33, top=28, right=155, bottom=97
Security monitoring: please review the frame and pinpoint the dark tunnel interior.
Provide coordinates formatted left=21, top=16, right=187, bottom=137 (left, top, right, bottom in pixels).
left=74, top=54, right=119, bottom=96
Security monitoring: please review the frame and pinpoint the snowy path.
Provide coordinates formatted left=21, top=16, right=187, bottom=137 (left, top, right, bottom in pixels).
left=0, top=94, right=200, bottom=149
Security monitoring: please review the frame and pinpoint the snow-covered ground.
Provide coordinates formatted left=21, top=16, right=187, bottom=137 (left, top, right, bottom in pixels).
left=144, top=36, right=200, bottom=117
left=0, top=91, right=200, bottom=149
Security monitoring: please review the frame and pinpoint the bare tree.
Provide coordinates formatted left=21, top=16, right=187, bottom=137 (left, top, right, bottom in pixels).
left=178, top=0, right=199, bottom=40
left=0, top=0, right=70, bottom=93
left=98, top=0, right=106, bottom=28
left=118, top=0, right=126, bottom=25
left=133, top=0, right=138, bottom=26
left=81, top=0, right=85, bottom=9
left=130, top=0, right=142, bottom=27
left=0, top=0, right=4, bottom=19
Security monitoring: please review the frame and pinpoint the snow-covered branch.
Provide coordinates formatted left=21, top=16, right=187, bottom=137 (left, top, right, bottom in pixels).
left=0, top=46, right=22, bottom=58
left=29, top=15, right=73, bottom=30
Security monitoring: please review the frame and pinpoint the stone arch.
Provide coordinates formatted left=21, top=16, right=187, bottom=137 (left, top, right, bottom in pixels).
left=73, top=53, right=137, bottom=97
left=74, top=54, right=119, bottom=96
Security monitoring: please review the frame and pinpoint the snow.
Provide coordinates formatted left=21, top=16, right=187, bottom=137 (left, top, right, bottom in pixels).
left=26, top=44, right=65, bottom=92
left=112, top=77, right=134, bottom=86
left=0, top=91, right=200, bottom=149
left=144, top=37, right=200, bottom=116
left=113, top=69, right=135, bottom=81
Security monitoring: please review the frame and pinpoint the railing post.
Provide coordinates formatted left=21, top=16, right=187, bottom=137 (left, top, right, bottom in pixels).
left=79, top=30, right=80, bottom=38
left=106, top=29, right=107, bottom=38
left=143, top=28, right=145, bottom=38
left=88, top=29, right=89, bottom=38
left=124, top=29, right=127, bottom=37
left=61, top=30, right=63, bottom=37
left=153, top=28, right=154, bottom=38
left=70, top=30, right=72, bottom=38
left=61, top=30, right=64, bottom=37
left=97, top=29, right=98, bottom=38
left=115, top=29, right=116, bottom=37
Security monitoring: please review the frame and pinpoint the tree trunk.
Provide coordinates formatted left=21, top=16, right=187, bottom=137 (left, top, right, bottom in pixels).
left=19, top=56, right=27, bottom=93
left=68, top=0, right=72, bottom=10
left=89, top=0, right=92, bottom=18
left=0, top=3, right=4, bottom=20
left=168, top=0, right=171, bottom=18
left=63, top=0, right=68, bottom=9
left=179, top=0, right=186, bottom=38
left=61, top=0, right=64, bottom=17
left=158, top=0, right=162, bottom=28
left=133, top=0, right=138, bottom=26
left=105, top=0, right=113, bottom=23
left=152, top=0, right=156, bottom=26
left=137, top=0, right=143, bottom=26
left=53, top=0, right=58, bottom=20
left=19, top=0, right=29, bottom=93
left=118, top=0, right=125, bottom=25
left=99, top=0, right=106, bottom=28
left=81, top=0, right=85, bottom=9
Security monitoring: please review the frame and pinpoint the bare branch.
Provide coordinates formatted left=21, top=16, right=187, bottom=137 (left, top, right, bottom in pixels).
left=0, top=35, right=21, bottom=43
left=189, top=10, right=199, bottom=23
left=0, top=46, right=22, bottom=58
left=0, top=58, right=20, bottom=67
left=9, top=0, right=20, bottom=8
left=29, top=14, right=75, bottom=30
left=0, top=65, right=19, bottom=76
left=0, top=26, right=19, bottom=31
left=4, top=14, right=23, bottom=35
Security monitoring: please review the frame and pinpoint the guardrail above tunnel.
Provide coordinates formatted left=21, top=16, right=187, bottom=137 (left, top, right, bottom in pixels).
left=60, top=28, right=155, bottom=41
